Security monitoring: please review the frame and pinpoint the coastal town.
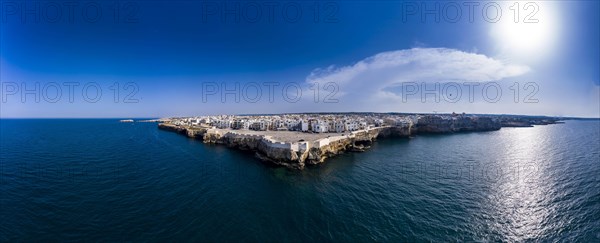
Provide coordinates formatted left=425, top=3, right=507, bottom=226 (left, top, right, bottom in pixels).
left=154, top=113, right=561, bottom=169
left=159, top=113, right=559, bottom=133
left=166, top=113, right=414, bottom=133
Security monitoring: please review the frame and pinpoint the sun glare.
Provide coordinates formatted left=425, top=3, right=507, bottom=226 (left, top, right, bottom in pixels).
left=490, top=1, right=560, bottom=61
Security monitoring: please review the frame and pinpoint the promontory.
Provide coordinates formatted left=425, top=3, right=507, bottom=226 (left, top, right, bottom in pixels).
left=154, top=113, right=560, bottom=169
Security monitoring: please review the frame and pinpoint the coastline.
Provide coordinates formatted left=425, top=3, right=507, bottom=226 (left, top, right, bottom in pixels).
left=154, top=114, right=564, bottom=169
left=158, top=123, right=412, bottom=169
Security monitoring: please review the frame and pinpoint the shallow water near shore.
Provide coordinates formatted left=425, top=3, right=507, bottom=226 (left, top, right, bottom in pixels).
left=1, top=119, right=599, bottom=241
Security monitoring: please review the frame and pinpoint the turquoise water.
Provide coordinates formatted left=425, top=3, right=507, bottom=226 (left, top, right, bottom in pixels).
left=1, top=119, right=599, bottom=241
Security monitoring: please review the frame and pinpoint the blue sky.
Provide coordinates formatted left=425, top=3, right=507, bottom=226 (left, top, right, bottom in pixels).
left=1, top=1, right=599, bottom=118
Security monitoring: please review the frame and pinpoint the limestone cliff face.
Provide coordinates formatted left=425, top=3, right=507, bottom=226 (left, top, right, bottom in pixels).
left=158, top=123, right=187, bottom=134
left=158, top=123, right=207, bottom=138
left=257, top=142, right=303, bottom=168
left=304, top=138, right=353, bottom=166
left=202, top=131, right=222, bottom=143
left=203, top=130, right=304, bottom=168
left=268, top=126, right=412, bottom=169
left=417, top=116, right=501, bottom=133
left=159, top=123, right=412, bottom=169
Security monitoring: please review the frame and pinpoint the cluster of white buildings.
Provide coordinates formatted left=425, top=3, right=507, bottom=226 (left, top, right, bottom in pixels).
left=168, top=114, right=418, bottom=133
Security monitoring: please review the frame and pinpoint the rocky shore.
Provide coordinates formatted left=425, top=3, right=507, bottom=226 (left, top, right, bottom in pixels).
left=156, top=114, right=563, bottom=169
left=159, top=123, right=412, bottom=169
left=415, top=116, right=501, bottom=133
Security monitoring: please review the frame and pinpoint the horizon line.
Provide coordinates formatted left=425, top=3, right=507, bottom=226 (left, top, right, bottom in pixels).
left=1, top=112, right=599, bottom=120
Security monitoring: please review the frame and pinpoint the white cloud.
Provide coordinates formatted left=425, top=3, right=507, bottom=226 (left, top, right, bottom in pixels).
left=308, top=47, right=529, bottom=85
left=302, top=48, right=530, bottom=111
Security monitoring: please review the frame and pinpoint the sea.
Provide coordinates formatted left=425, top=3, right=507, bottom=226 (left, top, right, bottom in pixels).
left=1, top=119, right=599, bottom=241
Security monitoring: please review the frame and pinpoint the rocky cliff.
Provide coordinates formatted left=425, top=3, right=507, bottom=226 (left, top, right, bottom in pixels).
left=416, top=116, right=501, bottom=133
left=158, top=123, right=409, bottom=169
left=157, top=115, right=558, bottom=169
left=158, top=118, right=502, bottom=169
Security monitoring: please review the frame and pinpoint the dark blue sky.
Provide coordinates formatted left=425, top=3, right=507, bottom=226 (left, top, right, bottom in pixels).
left=1, top=1, right=599, bottom=117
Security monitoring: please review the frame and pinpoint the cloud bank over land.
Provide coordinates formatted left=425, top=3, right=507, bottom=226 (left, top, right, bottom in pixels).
left=306, top=48, right=530, bottom=98
left=296, top=48, right=535, bottom=113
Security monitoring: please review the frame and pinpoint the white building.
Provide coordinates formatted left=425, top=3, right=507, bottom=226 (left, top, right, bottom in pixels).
left=286, top=119, right=300, bottom=131
left=334, top=121, right=345, bottom=133
left=312, top=120, right=328, bottom=133
left=300, top=120, right=309, bottom=132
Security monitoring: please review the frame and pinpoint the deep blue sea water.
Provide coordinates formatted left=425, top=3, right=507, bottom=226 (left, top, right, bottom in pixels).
left=1, top=119, right=599, bottom=241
